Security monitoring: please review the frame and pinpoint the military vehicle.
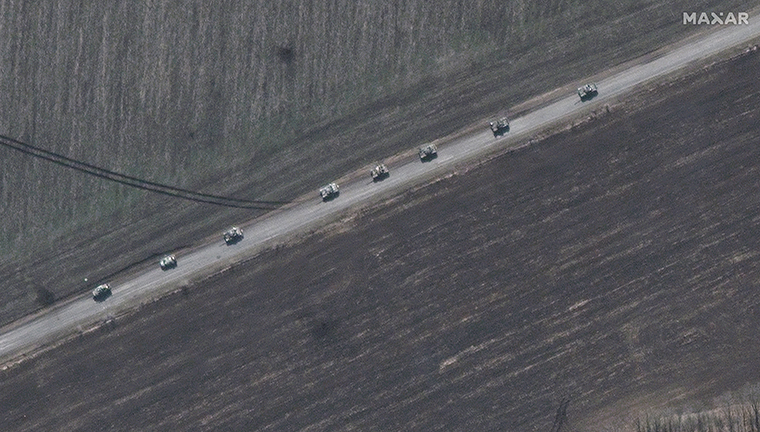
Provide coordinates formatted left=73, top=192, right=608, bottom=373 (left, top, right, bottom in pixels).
left=92, top=284, right=112, bottom=302
left=320, top=183, right=340, bottom=201
left=371, top=164, right=390, bottom=181
left=159, top=254, right=177, bottom=270
left=489, top=117, right=510, bottom=137
left=224, top=227, right=244, bottom=245
left=578, top=83, right=598, bottom=101
left=418, top=144, right=438, bottom=161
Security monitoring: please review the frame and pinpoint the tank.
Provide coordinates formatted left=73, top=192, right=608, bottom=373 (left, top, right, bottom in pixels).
left=319, top=183, right=340, bottom=201
left=159, top=254, right=177, bottom=270
left=371, top=164, right=390, bottom=181
left=578, top=83, right=598, bottom=101
left=92, top=284, right=112, bottom=302
left=418, top=144, right=438, bottom=161
left=224, top=227, right=244, bottom=245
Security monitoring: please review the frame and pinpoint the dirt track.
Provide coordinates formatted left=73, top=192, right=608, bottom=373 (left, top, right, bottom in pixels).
left=1, top=0, right=751, bottom=326
left=1, top=50, right=759, bottom=431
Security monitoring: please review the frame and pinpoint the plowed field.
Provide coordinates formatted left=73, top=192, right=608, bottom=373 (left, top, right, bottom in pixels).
left=2, top=49, right=760, bottom=432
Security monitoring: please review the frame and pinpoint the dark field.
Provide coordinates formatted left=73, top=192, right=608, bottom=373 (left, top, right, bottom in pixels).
left=2, top=49, right=760, bottom=431
left=0, top=0, right=749, bottom=325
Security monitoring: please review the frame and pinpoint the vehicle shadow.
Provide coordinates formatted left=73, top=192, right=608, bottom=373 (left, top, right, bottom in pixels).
left=322, top=192, right=340, bottom=201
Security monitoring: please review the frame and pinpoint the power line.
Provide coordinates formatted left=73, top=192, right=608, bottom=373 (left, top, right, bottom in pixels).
left=0, top=134, right=289, bottom=209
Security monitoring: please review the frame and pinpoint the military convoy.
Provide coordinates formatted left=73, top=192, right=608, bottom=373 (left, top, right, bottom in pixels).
left=578, top=83, right=598, bottom=101
left=88, top=80, right=611, bottom=308
left=92, top=284, right=112, bottom=302
left=419, top=144, right=438, bottom=161
left=489, top=117, right=510, bottom=137
left=320, top=182, right=340, bottom=201
left=371, top=164, right=390, bottom=181
left=159, top=254, right=177, bottom=270
left=224, top=227, right=244, bottom=245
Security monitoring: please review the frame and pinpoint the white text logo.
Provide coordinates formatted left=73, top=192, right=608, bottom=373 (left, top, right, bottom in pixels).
left=683, top=12, right=749, bottom=25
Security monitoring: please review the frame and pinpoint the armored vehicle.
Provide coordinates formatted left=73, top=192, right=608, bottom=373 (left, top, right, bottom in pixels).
left=578, top=83, right=598, bottom=101
left=489, top=117, right=510, bottom=137
left=418, top=144, right=438, bottom=161
left=92, top=284, right=112, bottom=302
left=371, top=164, right=390, bottom=181
left=224, top=227, right=244, bottom=245
left=159, top=254, right=177, bottom=270
left=320, top=183, right=340, bottom=201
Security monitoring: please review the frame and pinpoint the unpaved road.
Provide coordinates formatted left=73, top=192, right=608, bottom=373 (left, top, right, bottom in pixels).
left=2, top=17, right=760, bottom=363
left=3, top=49, right=760, bottom=431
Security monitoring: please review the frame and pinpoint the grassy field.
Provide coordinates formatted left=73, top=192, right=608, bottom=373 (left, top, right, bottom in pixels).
left=0, top=0, right=749, bottom=323
left=1, top=47, right=759, bottom=431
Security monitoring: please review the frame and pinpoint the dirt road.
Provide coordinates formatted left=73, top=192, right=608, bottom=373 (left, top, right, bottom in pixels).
left=2, top=46, right=760, bottom=431
left=2, top=12, right=760, bottom=365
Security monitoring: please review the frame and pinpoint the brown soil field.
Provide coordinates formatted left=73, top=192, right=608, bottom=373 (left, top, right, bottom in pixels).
left=2, top=47, right=760, bottom=432
left=0, top=0, right=749, bottom=325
